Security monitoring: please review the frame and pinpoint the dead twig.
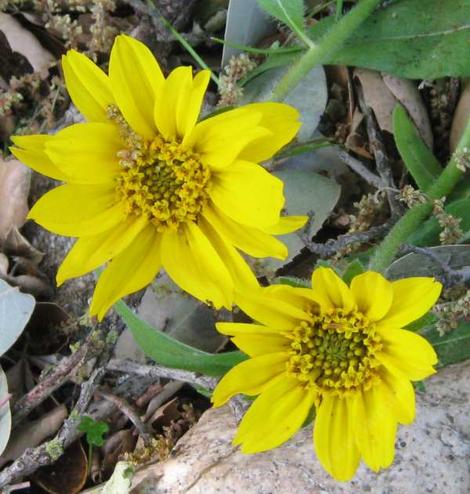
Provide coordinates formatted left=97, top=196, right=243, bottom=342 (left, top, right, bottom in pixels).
left=107, top=358, right=218, bottom=390
left=0, top=325, right=120, bottom=489
left=338, top=150, right=383, bottom=188
left=356, top=85, right=404, bottom=217
left=12, top=327, right=103, bottom=427
left=96, top=389, right=154, bottom=445
left=0, top=367, right=106, bottom=490
left=400, top=245, right=470, bottom=287
left=300, top=222, right=393, bottom=258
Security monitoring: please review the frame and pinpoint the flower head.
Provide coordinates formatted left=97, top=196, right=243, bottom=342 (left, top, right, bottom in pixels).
left=212, top=267, right=442, bottom=481
left=10, top=35, right=305, bottom=319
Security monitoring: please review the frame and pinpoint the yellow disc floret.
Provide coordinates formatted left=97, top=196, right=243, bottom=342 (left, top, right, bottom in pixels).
left=109, top=105, right=211, bottom=231
left=286, top=309, right=383, bottom=395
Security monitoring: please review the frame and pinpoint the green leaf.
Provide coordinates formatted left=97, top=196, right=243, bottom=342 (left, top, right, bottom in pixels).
left=422, top=321, right=470, bottom=367
left=276, top=276, right=310, bottom=288
left=115, top=301, right=247, bottom=376
left=257, top=0, right=308, bottom=44
left=307, top=0, right=470, bottom=79
left=0, top=279, right=35, bottom=356
left=407, top=198, right=470, bottom=246
left=386, top=245, right=470, bottom=280
left=406, top=312, right=438, bottom=332
left=341, top=259, right=365, bottom=285
left=78, top=416, right=109, bottom=447
left=393, top=104, right=442, bottom=192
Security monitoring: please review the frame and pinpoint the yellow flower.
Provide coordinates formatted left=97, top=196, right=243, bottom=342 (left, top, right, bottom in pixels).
left=10, top=35, right=305, bottom=320
left=212, top=267, right=442, bottom=481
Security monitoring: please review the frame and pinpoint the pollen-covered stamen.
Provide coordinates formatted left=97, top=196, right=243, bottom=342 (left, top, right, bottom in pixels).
left=108, top=106, right=211, bottom=231
left=286, top=309, right=383, bottom=395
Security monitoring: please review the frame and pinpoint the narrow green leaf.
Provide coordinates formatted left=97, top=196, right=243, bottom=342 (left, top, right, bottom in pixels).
left=341, top=259, right=365, bottom=285
left=257, top=0, right=311, bottom=47
left=276, top=276, right=310, bottom=288
left=115, top=301, right=246, bottom=376
left=393, top=105, right=442, bottom=192
left=211, top=36, right=301, bottom=55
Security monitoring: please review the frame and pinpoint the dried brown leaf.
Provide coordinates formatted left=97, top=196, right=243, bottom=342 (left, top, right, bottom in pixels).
left=0, top=159, right=31, bottom=243
left=0, top=405, right=67, bottom=467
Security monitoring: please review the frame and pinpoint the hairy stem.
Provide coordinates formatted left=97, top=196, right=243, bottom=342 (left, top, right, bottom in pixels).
left=271, top=0, right=382, bottom=101
left=370, top=119, right=470, bottom=273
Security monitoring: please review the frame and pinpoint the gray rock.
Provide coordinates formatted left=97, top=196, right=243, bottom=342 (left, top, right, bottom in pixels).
left=131, top=361, right=470, bottom=494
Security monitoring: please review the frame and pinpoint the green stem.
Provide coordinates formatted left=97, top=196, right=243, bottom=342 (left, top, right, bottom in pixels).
left=370, top=118, right=470, bottom=273
left=271, top=0, right=382, bottom=101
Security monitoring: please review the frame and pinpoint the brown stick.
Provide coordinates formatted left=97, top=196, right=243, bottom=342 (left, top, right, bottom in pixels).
left=12, top=328, right=102, bottom=427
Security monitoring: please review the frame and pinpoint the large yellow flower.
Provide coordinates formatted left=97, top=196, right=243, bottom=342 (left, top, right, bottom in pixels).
left=10, top=35, right=305, bottom=319
left=212, top=267, right=442, bottom=481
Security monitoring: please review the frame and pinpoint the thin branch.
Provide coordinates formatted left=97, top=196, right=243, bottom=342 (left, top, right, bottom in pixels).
left=301, top=222, right=393, bottom=258
left=338, top=149, right=383, bottom=188
left=400, top=245, right=470, bottom=287
left=0, top=367, right=106, bottom=489
left=96, top=390, right=153, bottom=445
left=12, top=328, right=102, bottom=427
left=107, top=358, right=217, bottom=390
left=356, top=84, right=403, bottom=217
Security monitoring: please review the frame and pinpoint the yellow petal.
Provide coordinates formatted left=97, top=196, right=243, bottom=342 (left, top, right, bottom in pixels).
left=235, top=375, right=315, bottom=452
left=198, top=217, right=259, bottom=290
left=154, top=67, right=210, bottom=141
left=216, top=322, right=285, bottom=335
left=28, top=183, right=126, bottom=237
left=378, top=277, right=442, bottom=329
left=376, top=328, right=437, bottom=381
left=154, top=66, right=192, bottom=141
left=350, top=271, right=393, bottom=321
left=180, top=69, right=211, bottom=139
left=314, top=395, right=360, bottom=481
left=56, top=215, right=148, bottom=285
left=160, top=222, right=233, bottom=309
left=380, top=369, right=415, bottom=424
left=187, top=108, right=271, bottom=168
left=10, top=135, right=68, bottom=181
left=109, top=34, right=163, bottom=139
left=236, top=287, right=311, bottom=331
left=209, top=160, right=284, bottom=229
left=262, top=215, right=308, bottom=235
left=90, top=224, right=161, bottom=320
left=351, top=385, right=397, bottom=472
left=262, top=284, right=319, bottom=314
left=61, top=50, right=115, bottom=122
left=211, top=352, right=288, bottom=407
left=45, top=123, right=122, bottom=184
left=204, top=204, right=287, bottom=259
left=237, top=102, right=301, bottom=162
left=232, top=333, right=289, bottom=357
left=311, top=267, right=356, bottom=312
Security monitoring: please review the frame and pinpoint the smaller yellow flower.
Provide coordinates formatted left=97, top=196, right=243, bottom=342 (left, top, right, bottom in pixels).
left=212, top=267, right=442, bottom=481
left=10, top=35, right=305, bottom=319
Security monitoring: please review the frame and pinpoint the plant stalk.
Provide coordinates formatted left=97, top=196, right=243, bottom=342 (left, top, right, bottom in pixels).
left=271, top=0, right=382, bottom=101
left=370, top=118, right=470, bottom=273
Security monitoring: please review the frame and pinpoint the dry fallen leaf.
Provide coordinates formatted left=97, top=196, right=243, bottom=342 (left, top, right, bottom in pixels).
left=0, top=13, right=54, bottom=75
left=0, top=405, right=67, bottom=467
left=0, top=158, right=31, bottom=244
left=354, top=69, right=433, bottom=148
left=33, top=439, right=88, bottom=494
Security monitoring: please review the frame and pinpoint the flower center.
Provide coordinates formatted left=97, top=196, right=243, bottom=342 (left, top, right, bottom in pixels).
left=286, top=309, right=383, bottom=396
left=109, top=106, right=211, bottom=231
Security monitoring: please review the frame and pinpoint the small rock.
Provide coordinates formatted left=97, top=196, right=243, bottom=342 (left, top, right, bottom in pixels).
left=131, top=361, right=470, bottom=494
